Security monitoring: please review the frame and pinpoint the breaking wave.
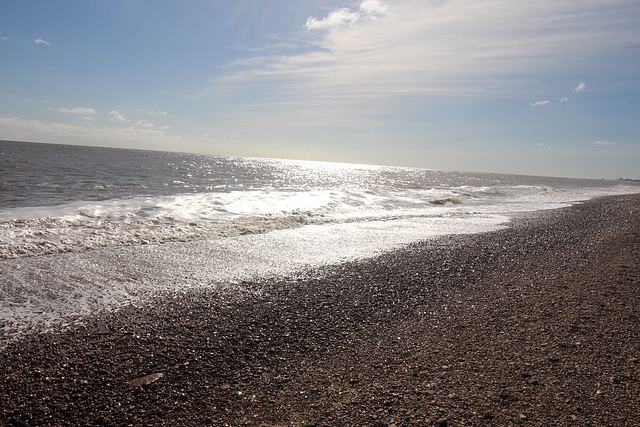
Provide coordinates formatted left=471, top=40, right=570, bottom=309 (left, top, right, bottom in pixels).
left=2, top=183, right=637, bottom=259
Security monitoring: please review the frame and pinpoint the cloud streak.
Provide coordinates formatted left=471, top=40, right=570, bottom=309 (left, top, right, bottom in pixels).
left=530, top=100, right=549, bottom=107
left=34, top=38, right=50, bottom=46
left=212, top=0, right=638, bottom=106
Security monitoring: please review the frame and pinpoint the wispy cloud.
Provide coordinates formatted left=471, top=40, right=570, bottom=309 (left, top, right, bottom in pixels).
left=530, top=100, right=549, bottom=107
left=1, top=33, right=17, bottom=43
left=529, top=83, right=584, bottom=107
left=58, top=107, right=97, bottom=115
left=211, top=0, right=638, bottom=106
left=34, top=38, right=50, bottom=46
left=594, top=140, right=618, bottom=146
left=0, top=116, right=221, bottom=155
left=0, top=116, right=182, bottom=148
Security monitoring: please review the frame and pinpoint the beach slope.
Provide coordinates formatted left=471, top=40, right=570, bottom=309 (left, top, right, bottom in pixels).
left=1, top=194, right=639, bottom=426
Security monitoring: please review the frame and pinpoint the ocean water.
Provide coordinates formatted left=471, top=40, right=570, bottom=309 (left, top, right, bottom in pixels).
left=1, top=140, right=638, bottom=342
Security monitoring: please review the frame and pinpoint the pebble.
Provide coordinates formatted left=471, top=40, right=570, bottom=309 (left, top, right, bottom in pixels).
left=127, top=372, right=164, bottom=388
left=1, top=194, right=639, bottom=426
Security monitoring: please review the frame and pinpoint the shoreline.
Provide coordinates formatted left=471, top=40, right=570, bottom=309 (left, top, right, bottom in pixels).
left=1, top=194, right=639, bottom=426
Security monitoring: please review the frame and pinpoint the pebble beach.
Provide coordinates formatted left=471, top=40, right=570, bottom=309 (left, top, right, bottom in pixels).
left=1, top=193, right=639, bottom=426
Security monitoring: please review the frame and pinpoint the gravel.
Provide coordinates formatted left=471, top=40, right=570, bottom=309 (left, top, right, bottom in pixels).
left=1, top=194, right=639, bottom=426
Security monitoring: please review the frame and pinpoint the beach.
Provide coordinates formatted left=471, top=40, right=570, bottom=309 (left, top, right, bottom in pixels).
left=1, top=193, right=639, bottom=426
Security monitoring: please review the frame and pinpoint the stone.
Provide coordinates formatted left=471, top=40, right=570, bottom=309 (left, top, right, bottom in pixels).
left=127, top=372, right=164, bottom=388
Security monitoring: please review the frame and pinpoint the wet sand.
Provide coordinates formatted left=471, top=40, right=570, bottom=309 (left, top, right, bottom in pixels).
left=1, top=194, right=639, bottom=426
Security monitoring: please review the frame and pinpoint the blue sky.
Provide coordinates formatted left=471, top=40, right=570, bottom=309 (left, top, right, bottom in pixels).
left=1, top=0, right=639, bottom=179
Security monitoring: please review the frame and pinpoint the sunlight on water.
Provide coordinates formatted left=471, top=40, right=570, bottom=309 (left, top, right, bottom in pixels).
left=1, top=141, right=639, bottom=343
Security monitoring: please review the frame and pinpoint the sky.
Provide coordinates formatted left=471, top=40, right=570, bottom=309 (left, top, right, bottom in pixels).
left=1, top=0, right=639, bottom=179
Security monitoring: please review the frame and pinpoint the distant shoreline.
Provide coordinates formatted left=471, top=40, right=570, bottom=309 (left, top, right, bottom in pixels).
left=1, top=193, right=639, bottom=425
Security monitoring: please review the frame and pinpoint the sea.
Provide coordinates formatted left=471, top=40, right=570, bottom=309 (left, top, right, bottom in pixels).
left=1, top=140, right=638, bottom=343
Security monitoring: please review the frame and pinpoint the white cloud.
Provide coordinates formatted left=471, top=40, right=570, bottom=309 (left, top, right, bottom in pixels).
left=59, top=107, right=97, bottom=115
left=135, top=120, right=155, bottom=128
left=81, top=116, right=94, bottom=121
left=559, top=97, right=569, bottom=102
left=305, top=1, right=389, bottom=30
left=34, top=38, right=50, bottom=46
left=306, top=8, right=361, bottom=30
left=594, top=140, right=618, bottom=146
left=149, top=111, right=168, bottom=115
left=109, top=114, right=130, bottom=123
left=360, top=0, right=390, bottom=16
left=109, top=111, right=156, bottom=126
left=529, top=100, right=549, bottom=107
left=574, top=82, right=586, bottom=92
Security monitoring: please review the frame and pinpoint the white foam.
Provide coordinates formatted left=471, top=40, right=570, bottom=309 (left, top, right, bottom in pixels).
left=0, top=212, right=509, bottom=343
left=1, top=181, right=639, bottom=344
left=1, top=184, right=638, bottom=260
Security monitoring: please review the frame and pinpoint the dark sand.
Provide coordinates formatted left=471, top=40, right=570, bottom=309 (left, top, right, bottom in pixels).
left=1, top=194, right=639, bottom=426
